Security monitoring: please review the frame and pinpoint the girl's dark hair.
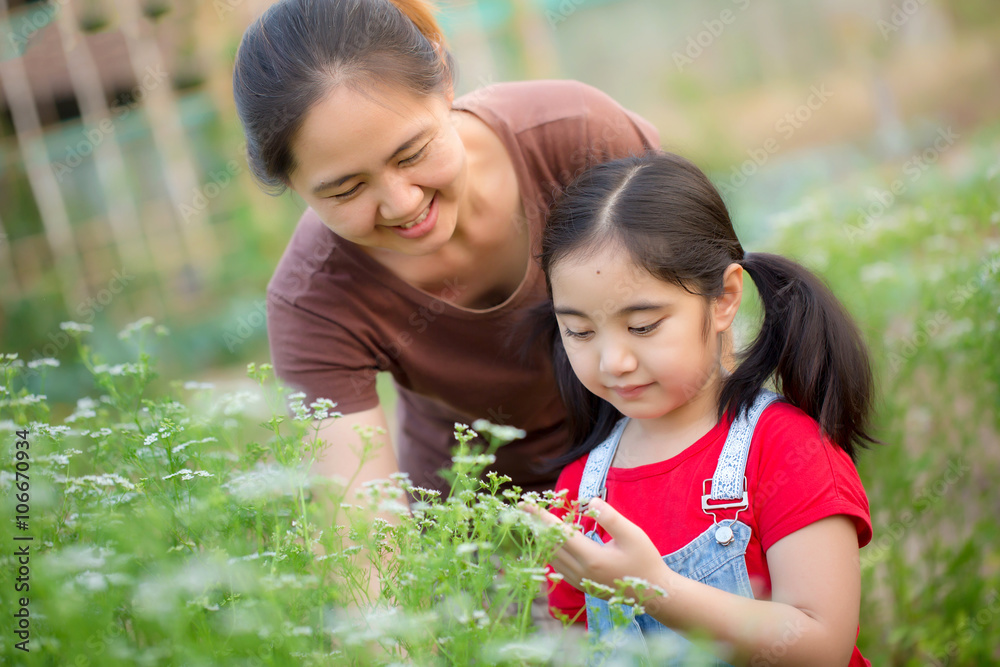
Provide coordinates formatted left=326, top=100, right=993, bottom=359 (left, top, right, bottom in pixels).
left=232, top=0, right=455, bottom=193
left=539, top=151, right=877, bottom=466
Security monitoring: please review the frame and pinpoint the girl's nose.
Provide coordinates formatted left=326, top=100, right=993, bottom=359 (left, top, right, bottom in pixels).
left=599, top=341, right=638, bottom=376
left=378, top=173, right=425, bottom=222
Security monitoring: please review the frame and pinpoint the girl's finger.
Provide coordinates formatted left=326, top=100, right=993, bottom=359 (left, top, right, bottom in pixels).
left=519, top=501, right=561, bottom=526
left=588, top=497, right=638, bottom=545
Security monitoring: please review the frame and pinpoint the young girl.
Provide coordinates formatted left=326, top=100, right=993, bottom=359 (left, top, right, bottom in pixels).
left=528, top=151, right=875, bottom=666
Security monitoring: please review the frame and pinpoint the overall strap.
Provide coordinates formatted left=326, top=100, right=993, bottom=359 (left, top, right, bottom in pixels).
left=709, top=390, right=781, bottom=501
left=578, top=418, right=630, bottom=505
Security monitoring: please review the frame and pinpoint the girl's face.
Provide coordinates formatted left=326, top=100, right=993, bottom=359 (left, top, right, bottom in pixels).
left=287, top=84, right=466, bottom=256
left=550, top=244, right=742, bottom=426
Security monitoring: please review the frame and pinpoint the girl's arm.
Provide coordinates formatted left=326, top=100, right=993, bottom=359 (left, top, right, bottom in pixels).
left=528, top=498, right=860, bottom=667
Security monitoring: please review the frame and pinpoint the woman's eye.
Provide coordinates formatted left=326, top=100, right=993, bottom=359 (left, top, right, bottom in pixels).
left=629, top=321, right=662, bottom=336
left=399, top=143, right=429, bottom=166
left=562, top=328, right=592, bottom=340
left=333, top=183, right=362, bottom=200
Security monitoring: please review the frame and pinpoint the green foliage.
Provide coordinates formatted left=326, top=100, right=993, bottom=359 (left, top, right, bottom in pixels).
left=0, top=322, right=613, bottom=666
left=762, top=146, right=1000, bottom=666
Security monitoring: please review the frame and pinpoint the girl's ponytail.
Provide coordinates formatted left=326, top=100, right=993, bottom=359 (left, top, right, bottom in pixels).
left=720, top=252, right=878, bottom=461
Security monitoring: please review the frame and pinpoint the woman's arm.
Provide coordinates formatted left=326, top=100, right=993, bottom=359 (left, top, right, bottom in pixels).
left=311, top=404, right=398, bottom=500
left=530, top=499, right=860, bottom=667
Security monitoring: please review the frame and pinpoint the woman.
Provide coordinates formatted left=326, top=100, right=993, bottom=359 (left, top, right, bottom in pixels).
left=232, top=0, right=660, bottom=499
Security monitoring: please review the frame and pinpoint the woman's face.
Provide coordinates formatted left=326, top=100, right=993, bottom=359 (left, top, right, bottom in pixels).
left=287, top=84, right=466, bottom=256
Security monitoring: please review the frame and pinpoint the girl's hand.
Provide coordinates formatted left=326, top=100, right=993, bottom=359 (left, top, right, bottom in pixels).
left=524, top=497, right=673, bottom=604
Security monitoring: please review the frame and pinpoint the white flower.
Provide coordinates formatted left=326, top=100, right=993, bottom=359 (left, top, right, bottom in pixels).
left=61, top=474, right=136, bottom=493
left=27, top=422, right=70, bottom=438
left=451, top=453, right=496, bottom=466
left=93, top=363, right=143, bottom=377
left=1, top=394, right=47, bottom=407
left=183, top=381, right=215, bottom=391
left=36, top=449, right=81, bottom=467
left=144, top=433, right=159, bottom=446
left=215, top=390, right=260, bottom=417
left=172, top=437, right=217, bottom=454
left=162, top=469, right=215, bottom=481
left=59, top=321, right=94, bottom=333
left=223, top=463, right=309, bottom=501
left=76, top=571, right=109, bottom=592
left=118, top=316, right=155, bottom=340
left=227, top=551, right=277, bottom=564
left=27, top=358, right=60, bottom=369
left=309, top=397, right=340, bottom=420
left=471, top=419, right=526, bottom=443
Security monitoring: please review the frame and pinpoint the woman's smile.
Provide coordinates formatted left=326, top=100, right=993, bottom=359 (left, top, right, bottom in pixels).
left=390, top=192, right=438, bottom=238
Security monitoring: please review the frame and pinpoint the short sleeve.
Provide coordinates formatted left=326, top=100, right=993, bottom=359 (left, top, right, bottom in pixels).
left=572, top=81, right=661, bottom=175
left=528, top=80, right=661, bottom=193
left=266, top=291, right=382, bottom=414
left=547, top=456, right=589, bottom=625
left=750, top=404, right=873, bottom=553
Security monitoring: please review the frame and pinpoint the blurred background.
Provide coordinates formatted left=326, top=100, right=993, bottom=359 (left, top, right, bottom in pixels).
left=0, top=0, right=996, bottom=394
left=1, top=0, right=998, bottom=662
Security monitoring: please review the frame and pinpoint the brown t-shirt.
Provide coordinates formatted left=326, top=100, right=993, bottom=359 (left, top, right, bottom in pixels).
left=266, top=79, right=660, bottom=494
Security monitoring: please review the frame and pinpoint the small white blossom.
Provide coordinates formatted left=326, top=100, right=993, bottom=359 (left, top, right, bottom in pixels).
left=61, top=474, right=136, bottom=493
left=36, top=449, right=81, bottom=467
left=183, top=381, right=214, bottom=391
left=162, top=469, right=215, bottom=481
left=215, top=390, right=260, bottom=417
left=117, top=316, right=156, bottom=341
left=1, top=394, right=46, bottom=407
left=471, top=419, right=527, bottom=443
left=172, top=437, right=217, bottom=454
left=28, top=423, right=70, bottom=438
left=27, top=358, right=60, bottom=369
left=144, top=433, right=159, bottom=446
left=451, top=453, right=497, bottom=466
left=227, top=551, right=277, bottom=564
left=309, top=397, right=340, bottom=420
left=65, top=410, right=96, bottom=424
left=59, top=321, right=94, bottom=333
left=93, top=363, right=143, bottom=377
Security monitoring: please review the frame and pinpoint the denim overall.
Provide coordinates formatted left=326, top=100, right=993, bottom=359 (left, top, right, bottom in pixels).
left=578, top=391, right=780, bottom=665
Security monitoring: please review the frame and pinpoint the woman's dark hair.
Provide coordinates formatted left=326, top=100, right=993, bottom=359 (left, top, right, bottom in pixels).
left=232, top=0, right=455, bottom=193
left=539, top=151, right=877, bottom=466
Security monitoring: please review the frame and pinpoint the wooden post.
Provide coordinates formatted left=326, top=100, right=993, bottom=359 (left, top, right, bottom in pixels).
left=111, top=0, right=219, bottom=276
left=55, top=2, right=161, bottom=299
left=0, top=0, right=89, bottom=310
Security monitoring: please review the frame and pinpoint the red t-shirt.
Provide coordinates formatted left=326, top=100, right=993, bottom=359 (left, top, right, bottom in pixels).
left=549, top=402, right=872, bottom=666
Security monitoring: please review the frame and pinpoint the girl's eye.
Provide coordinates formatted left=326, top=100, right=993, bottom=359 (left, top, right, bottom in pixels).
left=562, top=328, right=592, bottom=341
left=333, top=183, right=362, bottom=200
left=629, top=320, right=662, bottom=336
left=399, top=143, right=430, bottom=166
